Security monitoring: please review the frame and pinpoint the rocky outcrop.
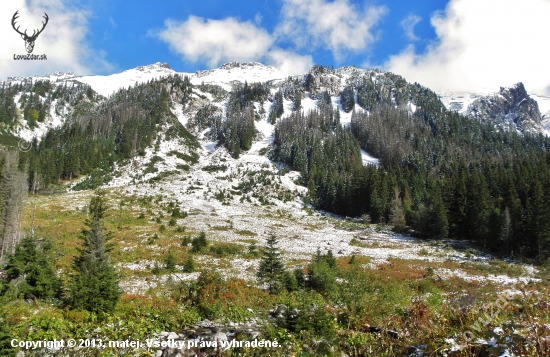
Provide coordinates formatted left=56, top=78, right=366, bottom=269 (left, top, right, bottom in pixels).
left=466, top=83, right=543, bottom=132
left=303, top=68, right=342, bottom=97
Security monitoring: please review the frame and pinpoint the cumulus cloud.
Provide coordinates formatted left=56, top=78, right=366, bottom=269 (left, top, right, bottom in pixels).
left=152, top=1, right=388, bottom=73
left=153, top=16, right=274, bottom=68
left=152, top=15, right=314, bottom=74
left=276, top=0, right=387, bottom=61
left=400, top=14, right=421, bottom=41
left=265, top=48, right=313, bottom=75
left=385, top=0, right=550, bottom=95
left=0, top=0, right=112, bottom=80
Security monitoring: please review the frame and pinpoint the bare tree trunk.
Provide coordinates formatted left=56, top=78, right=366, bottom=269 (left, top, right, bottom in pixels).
left=0, top=149, right=28, bottom=261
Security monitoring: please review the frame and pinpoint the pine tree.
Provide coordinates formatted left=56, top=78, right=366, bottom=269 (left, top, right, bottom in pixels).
left=257, top=234, right=285, bottom=294
left=68, top=190, right=121, bottom=315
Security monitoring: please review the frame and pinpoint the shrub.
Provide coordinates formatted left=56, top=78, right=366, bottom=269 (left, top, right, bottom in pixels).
left=175, top=226, right=186, bottom=233
left=165, top=252, right=176, bottom=272
left=209, top=243, right=243, bottom=257
left=183, top=256, right=195, bottom=273
left=152, top=262, right=161, bottom=275
left=191, top=232, right=208, bottom=253
left=282, top=270, right=299, bottom=292
left=308, top=260, right=337, bottom=294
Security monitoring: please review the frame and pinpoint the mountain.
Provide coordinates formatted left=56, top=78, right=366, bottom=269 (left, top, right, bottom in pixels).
left=439, top=83, right=550, bottom=135
left=2, top=61, right=550, bottom=259
left=1, top=61, right=550, bottom=357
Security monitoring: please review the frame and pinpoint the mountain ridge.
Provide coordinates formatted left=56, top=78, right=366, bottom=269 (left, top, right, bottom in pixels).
left=4, top=60, right=550, bottom=137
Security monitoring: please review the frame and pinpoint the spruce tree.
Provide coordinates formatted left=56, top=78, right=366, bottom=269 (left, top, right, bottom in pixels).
left=257, top=234, right=285, bottom=294
left=165, top=251, right=176, bottom=272
left=183, top=255, right=195, bottom=273
left=68, top=190, right=121, bottom=315
left=0, top=310, right=15, bottom=357
left=4, top=237, right=61, bottom=300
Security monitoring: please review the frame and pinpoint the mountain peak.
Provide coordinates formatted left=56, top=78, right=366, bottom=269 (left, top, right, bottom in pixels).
left=134, top=62, right=173, bottom=72
left=219, top=62, right=271, bottom=71
left=466, top=82, right=542, bottom=132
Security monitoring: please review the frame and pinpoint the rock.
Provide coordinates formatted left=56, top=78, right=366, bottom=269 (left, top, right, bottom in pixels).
left=466, top=82, right=543, bottom=132
left=162, top=347, right=180, bottom=357
left=212, top=332, right=229, bottom=350
left=167, top=332, right=179, bottom=340
left=387, top=330, right=399, bottom=339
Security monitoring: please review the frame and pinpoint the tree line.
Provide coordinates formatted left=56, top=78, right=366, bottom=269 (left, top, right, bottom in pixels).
left=273, top=67, right=550, bottom=260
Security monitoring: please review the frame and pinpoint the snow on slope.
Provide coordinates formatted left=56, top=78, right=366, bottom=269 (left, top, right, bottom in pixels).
left=532, top=94, right=550, bottom=117
left=438, top=92, right=481, bottom=114
left=74, top=62, right=289, bottom=98
left=14, top=98, right=69, bottom=141
left=5, top=71, right=76, bottom=84
left=190, top=62, right=289, bottom=91
left=440, top=91, right=550, bottom=119
left=532, top=94, right=550, bottom=137
left=76, top=62, right=181, bottom=97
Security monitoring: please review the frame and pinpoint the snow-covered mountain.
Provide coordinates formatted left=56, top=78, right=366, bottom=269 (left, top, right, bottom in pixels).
left=439, top=83, right=550, bottom=134
left=5, top=61, right=550, bottom=148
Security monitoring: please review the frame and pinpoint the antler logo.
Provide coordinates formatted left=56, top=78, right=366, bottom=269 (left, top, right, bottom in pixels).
left=12, top=11, right=49, bottom=54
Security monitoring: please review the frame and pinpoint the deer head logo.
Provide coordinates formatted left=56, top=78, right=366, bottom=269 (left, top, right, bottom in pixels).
left=12, top=11, right=49, bottom=54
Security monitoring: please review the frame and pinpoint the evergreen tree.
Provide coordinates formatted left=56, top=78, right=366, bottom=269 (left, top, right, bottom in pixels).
left=389, top=188, right=406, bottom=232
left=68, top=190, right=121, bottom=315
left=0, top=310, right=15, bottom=357
left=3, top=237, right=61, bottom=300
left=183, top=255, right=195, bottom=273
left=257, top=234, right=285, bottom=294
left=191, top=231, right=208, bottom=253
left=500, top=207, right=512, bottom=256
left=165, top=251, right=176, bottom=272
left=340, top=86, right=355, bottom=113
left=292, top=93, right=302, bottom=112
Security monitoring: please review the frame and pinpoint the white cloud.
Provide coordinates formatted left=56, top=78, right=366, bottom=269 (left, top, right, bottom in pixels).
left=385, top=0, right=550, bottom=95
left=265, top=48, right=313, bottom=75
left=0, top=0, right=113, bottom=80
left=254, top=13, right=262, bottom=25
left=153, top=16, right=274, bottom=68
left=276, top=0, right=387, bottom=61
left=152, top=15, right=313, bottom=75
left=400, top=14, right=421, bottom=41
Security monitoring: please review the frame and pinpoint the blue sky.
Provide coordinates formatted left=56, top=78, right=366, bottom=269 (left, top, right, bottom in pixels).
left=83, top=0, right=443, bottom=73
left=1, top=0, right=550, bottom=95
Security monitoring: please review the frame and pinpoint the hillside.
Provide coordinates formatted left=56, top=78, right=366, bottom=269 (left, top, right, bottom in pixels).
left=0, top=62, right=549, bottom=356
